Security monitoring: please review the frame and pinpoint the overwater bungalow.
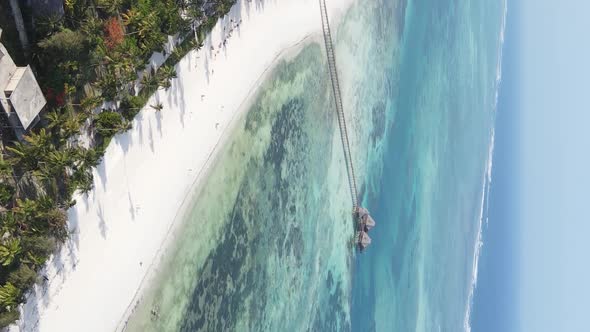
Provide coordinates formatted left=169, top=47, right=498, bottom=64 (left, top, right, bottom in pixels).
left=355, top=206, right=376, bottom=251
left=357, top=231, right=372, bottom=251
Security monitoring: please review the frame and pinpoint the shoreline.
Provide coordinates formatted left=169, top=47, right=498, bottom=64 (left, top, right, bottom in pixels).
left=114, top=33, right=322, bottom=331
left=12, top=0, right=354, bottom=331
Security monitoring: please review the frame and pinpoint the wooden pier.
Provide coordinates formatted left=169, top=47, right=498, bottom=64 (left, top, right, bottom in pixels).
left=319, top=0, right=376, bottom=251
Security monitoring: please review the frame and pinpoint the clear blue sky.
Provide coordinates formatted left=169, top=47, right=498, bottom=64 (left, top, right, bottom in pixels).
left=473, top=0, right=590, bottom=331
left=517, top=0, right=590, bottom=330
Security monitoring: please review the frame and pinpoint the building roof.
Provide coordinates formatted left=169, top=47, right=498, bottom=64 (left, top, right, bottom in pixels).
left=364, top=215, right=375, bottom=230
left=4, top=66, right=46, bottom=129
left=5, top=67, right=25, bottom=92
left=0, top=43, right=17, bottom=90
left=359, top=231, right=372, bottom=248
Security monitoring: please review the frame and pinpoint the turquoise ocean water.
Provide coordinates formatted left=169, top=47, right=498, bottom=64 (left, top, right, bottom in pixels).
left=125, top=0, right=506, bottom=330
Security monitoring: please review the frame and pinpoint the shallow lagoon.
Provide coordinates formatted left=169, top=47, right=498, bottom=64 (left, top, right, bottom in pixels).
left=126, top=0, right=505, bottom=330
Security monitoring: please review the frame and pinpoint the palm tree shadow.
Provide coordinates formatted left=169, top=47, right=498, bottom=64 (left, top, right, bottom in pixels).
left=115, top=132, right=132, bottom=155
left=148, top=121, right=155, bottom=153
left=97, top=203, right=108, bottom=239
left=68, top=201, right=81, bottom=251
left=155, top=95, right=164, bottom=136
left=204, top=52, right=211, bottom=85
left=96, top=156, right=108, bottom=191
left=128, top=192, right=136, bottom=220
left=137, top=112, right=145, bottom=146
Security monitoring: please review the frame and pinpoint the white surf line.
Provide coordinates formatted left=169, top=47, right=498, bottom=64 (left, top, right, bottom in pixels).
left=463, top=2, right=507, bottom=331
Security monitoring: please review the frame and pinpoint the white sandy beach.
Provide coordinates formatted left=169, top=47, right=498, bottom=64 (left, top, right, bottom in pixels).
left=11, top=0, right=354, bottom=331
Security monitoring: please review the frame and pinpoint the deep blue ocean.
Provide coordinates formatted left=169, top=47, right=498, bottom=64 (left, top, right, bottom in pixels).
left=125, top=0, right=506, bottom=331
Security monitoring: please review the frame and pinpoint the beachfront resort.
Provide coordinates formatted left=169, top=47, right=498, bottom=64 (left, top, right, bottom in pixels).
left=0, top=0, right=365, bottom=329
left=0, top=0, right=508, bottom=330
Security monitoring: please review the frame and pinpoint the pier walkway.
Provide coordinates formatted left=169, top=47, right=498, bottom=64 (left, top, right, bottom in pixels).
left=319, top=0, right=359, bottom=210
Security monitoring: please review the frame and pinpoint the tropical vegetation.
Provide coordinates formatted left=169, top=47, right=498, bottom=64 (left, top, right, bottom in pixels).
left=0, top=0, right=235, bottom=326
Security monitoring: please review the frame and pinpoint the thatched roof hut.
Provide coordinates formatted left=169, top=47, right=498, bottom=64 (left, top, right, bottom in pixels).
left=358, top=231, right=372, bottom=249
left=364, top=215, right=375, bottom=230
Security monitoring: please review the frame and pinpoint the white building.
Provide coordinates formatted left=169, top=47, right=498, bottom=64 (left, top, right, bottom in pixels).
left=0, top=28, right=46, bottom=140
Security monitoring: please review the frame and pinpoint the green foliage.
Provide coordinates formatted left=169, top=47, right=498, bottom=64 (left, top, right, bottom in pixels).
left=38, top=29, right=88, bottom=88
left=70, top=167, right=94, bottom=194
left=8, top=264, right=38, bottom=289
left=0, top=212, right=17, bottom=237
left=0, top=283, right=20, bottom=309
left=0, top=157, right=12, bottom=177
left=97, top=71, right=120, bottom=100
left=36, top=15, right=65, bottom=38
left=43, top=208, right=68, bottom=240
left=0, top=0, right=236, bottom=326
left=120, top=95, right=145, bottom=121
left=0, top=184, right=14, bottom=206
left=122, top=8, right=166, bottom=56
left=80, top=16, right=103, bottom=44
left=80, top=96, right=105, bottom=113
left=76, top=148, right=101, bottom=168
left=0, top=239, right=21, bottom=267
left=157, top=65, right=177, bottom=90
left=140, top=71, right=159, bottom=96
left=0, top=309, right=19, bottom=328
left=21, top=236, right=56, bottom=262
left=95, top=111, right=124, bottom=137
left=96, top=0, right=122, bottom=15
left=6, top=129, right=52, bottom=171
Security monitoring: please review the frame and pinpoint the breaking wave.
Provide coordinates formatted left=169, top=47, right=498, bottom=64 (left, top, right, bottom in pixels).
left=463, top=1, right=507, bottom=331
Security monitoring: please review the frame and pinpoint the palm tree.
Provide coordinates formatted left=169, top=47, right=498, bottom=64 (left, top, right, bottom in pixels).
left=79, top=96, right=104, bottom=113
left=170, top=46, right=184, bottom=62
left=6, top=128, right=54, bottom=171
left=141, top=71, right=159, bottom=93
left=160, top=65, right=176, bottom=80
left=150, top=102, right=164, bottom=112
left=21, top=251, right=45, bottom=267
left=81, top=16, right=102, bottom=42
left=0, top=238, right=22, bottom=266
left=0, top=155, right=13, bottom=179
left=24, top=129, right=52, bottom=155
left=123, top=10, right=160, bottom=49
left=158, top=65, right=177, bottom=90
left=96, top=0, right=122, bottom=15
left=98, top=70, right=119, bottom=100
left=0, top=282, right=20, bottom=309
left=6, top=142, right=36, bottom=170
left=44, top=150, right=74, bottom=175
left=70, top=167, right=94, bottom=194
left=44, top=207, right=67, bottom=229
left=13, top=199, right=39, bottom=224
left=76, top=148, right=101, bottom=168
left=44, top=111, right=63, bottom=131
left=61, top=112, right=83, bottom=139
left=122, top=9, right=140, bottom=29
left=37, top=14, right=64, bottom=37
left=0, top=212, right=18, bottom=236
